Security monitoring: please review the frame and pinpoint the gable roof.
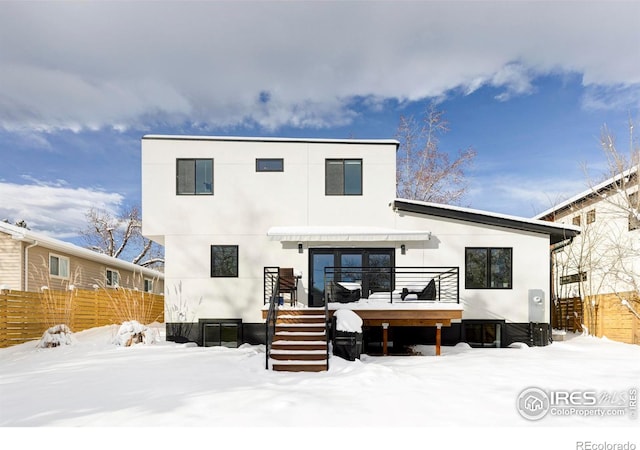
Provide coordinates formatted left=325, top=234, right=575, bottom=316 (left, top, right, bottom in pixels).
left=534, top=166, right=638, bottom=220
left=393, top=199, right=580, bottom=244
left=0, top=222, right=164, bottom=280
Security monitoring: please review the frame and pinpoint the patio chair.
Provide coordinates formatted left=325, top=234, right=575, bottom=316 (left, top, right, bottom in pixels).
left=401, top=279, right=436, bottom=301
left=331, top=281, right=361, bottom=303
left=278, top=268, right=297, bottom=306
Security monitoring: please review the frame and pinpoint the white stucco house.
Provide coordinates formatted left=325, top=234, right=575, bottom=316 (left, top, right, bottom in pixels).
left=141, top=135, right=579, bottom=370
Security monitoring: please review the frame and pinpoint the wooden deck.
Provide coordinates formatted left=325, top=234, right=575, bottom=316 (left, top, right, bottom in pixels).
left=264, top=303, right=463, bottom=356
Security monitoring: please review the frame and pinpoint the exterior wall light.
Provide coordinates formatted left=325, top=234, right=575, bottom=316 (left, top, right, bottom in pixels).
left=298, top=243, right=303, bottom=254
left=401, top=244, right=406, bottom=255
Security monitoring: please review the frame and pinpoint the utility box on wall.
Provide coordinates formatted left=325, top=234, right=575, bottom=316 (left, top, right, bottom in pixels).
left=528, top=289, right=545, bottom=323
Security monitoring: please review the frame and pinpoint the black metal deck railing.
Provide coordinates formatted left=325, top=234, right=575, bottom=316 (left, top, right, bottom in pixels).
left=323, top=266, right=459, bottom=305
left=264, top=267, right=279, bottom=370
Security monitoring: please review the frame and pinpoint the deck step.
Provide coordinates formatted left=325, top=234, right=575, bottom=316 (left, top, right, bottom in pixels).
left=274, top=331, right=326, bottom=341
left=271, top=359, right=329, bottom=372
left=275, top=324, right=326, bottom=332
left=270, top=351, right=327, bottom=361
left=271, top=341, right=327, bottom=351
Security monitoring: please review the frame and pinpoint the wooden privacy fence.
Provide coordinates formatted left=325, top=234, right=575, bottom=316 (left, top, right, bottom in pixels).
left=0, top=288, right=164, bottom=348
left=554, top=293, right=640, bottom=345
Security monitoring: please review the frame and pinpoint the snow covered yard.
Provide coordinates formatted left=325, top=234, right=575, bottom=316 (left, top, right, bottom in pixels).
left=1, top=324, right=638, bottom=447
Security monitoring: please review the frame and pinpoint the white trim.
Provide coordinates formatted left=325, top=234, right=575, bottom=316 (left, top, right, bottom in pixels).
left=267, top=226, right=431, bottom=242
left=143, top=134, right=400, bottom=146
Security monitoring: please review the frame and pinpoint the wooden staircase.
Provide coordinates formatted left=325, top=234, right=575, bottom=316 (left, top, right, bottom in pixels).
left=269, top=308, right=329, bottom=372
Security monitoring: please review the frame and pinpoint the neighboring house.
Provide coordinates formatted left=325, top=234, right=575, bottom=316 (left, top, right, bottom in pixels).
left=534, top=168, right=640, bottom=344
left=141, top=135, right=579, bottom=370
left=0, top=222, right=164, bottom=294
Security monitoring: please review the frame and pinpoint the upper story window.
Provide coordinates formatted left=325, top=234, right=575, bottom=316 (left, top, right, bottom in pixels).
left=49, top=254, right=70, bottom=279
left=325, top=159, right=362, bottom=195
left=177, top=159, right=213, bottom=195
left=572, top=215, right=581, bottom=226
left=210, top=245, right=239, bottom=278
left=106, top=269, right=120, bottom=287
left=256, top=158, right=284, bottom=172
left=465, top=247, right=512, bottom=289
left=586, top=209, right=596, bottom=224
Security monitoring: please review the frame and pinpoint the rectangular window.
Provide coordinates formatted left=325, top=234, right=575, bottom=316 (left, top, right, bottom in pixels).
left=177, top=159, right=213, bottom=195
left=629, top=192, right=639, bottom=231
left=560, top=272, right=587, bottom=285
left=200, top=319, right=242, bottom=348
left=256, top=158, right=284, bottom=172
left=572, top=215, right=581, bottom=226
left=211, top=245, right=239, bottom=277
left=143, top=278, right=153, bottom=293
left=586, top=209, right=596, bottom=224
left=49, top=254, right=70, bottom=279
left=462, top=321, right=503, bottom=348
left=325, top=159, right=362, bottom=195
left=106, top=269, right=120, bottom=287
left=465, top=247, right=512, bottom=289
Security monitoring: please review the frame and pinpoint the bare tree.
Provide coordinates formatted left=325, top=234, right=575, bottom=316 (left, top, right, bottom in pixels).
left=81, top=205, right=164, bottom=269
left=554, top=119, right=640, bottom=334
left=396, top=102, right=476, bottom=203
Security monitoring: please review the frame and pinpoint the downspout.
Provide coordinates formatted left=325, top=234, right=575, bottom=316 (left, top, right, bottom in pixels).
left=549, top=237, right=575, bottom=329
left=23, top=240, right=38, bottom=291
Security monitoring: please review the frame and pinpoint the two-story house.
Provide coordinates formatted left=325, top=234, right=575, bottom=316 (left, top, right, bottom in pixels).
left=141, top=135, right=579, bottom=370
left=535, top=168, right=640, bottom=344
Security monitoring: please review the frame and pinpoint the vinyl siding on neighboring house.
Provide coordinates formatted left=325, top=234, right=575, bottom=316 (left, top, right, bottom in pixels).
left=0, top=232, right=22, bottom=290
left=25, top=246, right=163, bottom=293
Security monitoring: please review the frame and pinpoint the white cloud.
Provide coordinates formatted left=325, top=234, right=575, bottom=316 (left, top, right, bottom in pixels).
left=0, top=180, right=123, bottom=238
left=0, top=1, right=638, bottom=132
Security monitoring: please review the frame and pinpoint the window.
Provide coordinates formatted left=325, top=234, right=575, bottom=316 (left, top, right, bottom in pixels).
left=49, top=254, right=70, bottom=279
left=143, top=278, right=153, bottom=293
left=572, top=215, right=581, bottom=226
left=211, top=245, right=238, bottom=277
left=106, top=269, right=120, bottom=287
left=462, top=320, right=503, bottom=348
left=256, top=158, right=284, bottom=172
left=560, top=272, right=587, bottom=285
left=586, top=209, right=596, bottom=224
left=465, top=247, right=512, bottom=289
left=325, top=159, right=362, bottom=195
left=200, top=319, right=242, bottom=348
left=176, top=159, right=213, bottom=195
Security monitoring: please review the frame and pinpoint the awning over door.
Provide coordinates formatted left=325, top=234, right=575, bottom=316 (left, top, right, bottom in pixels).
left=267, top=226, right=431, bottom=242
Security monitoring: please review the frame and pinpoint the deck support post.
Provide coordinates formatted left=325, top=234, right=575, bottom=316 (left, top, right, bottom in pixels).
left=382, top=322, right=389, bottom=356
left=436, top=323, right=442, bottom=356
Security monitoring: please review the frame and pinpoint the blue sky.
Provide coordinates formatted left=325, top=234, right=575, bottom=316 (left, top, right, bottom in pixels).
left=0, top=1, right=639, bottom=242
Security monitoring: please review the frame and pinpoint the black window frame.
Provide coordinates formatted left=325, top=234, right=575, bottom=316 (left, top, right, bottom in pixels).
left=465, top=247, right=513, bottom=290
left=325, top=159, right=363, bottom=196
left=210, top=245, right=239, bottom=278
left=176, top=158, right=214, bottom=195
left=461, top=320, right=504, bottom=348
left=255, top=158, right=284, bottom=172
left=586, top=209, right=596, bottom=224
left=199, top=319, right=242, bottom=348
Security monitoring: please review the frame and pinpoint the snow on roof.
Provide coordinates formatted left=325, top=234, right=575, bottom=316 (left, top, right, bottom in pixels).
left=0, top=221, right=164, bottom=279
left=267, top=226, right=431, bottom=242
left=143, top=134, right=400, bottom=147
left=394, top=198, right=580, bottom=240
left=533, top=166, right=639, bottom=220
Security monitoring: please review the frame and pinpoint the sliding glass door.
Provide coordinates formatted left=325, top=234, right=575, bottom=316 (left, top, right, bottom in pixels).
left=308, top=248, right=394, bottom=307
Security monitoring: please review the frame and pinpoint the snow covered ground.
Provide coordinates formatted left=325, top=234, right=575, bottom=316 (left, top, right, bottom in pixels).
left=1, top=323, right=638, bottom=448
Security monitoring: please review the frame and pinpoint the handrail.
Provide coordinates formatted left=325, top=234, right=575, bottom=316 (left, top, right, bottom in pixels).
left=264, top=267, right=280, bottom=370
left=324, top=283, right=330, bottom=371
left=323, top=266, right=460, bottom=304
